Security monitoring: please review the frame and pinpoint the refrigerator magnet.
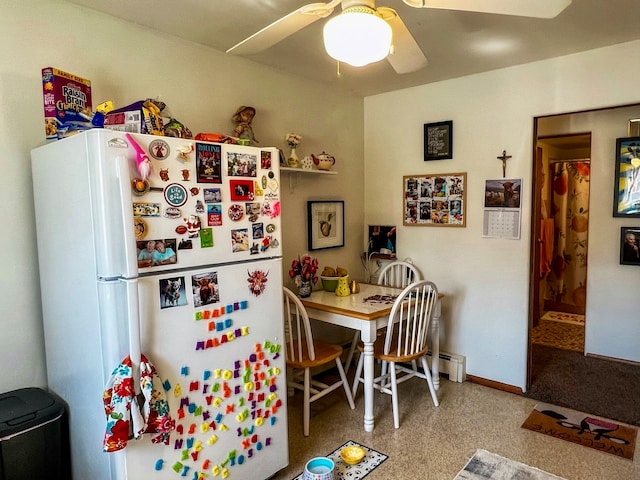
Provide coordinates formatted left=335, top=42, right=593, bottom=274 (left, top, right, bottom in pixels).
left=247, top=269, right=269, bottom=296
left=252, top=223, right=264, bottom=238
left=134, top=218, right=147, bottom=240
left=228, top=204, right=244, bottom=221
left=261, top=150, right=272, bottom=170
left=200, top=228, right=213, bottom=248
left=164, top=183, right=188, bottom=207
left=207, top=205, right=223, bottom=226
left=231, top=229, right=249, bottom=252
left=159, top=277, right=186, bottom=309
left=196, top=143, right=222, bottom=183
left=149, top=139, right=170, bottom=160
left=230, top=179, right=254, bottom=201
left=203, top=188, right=222, bottom=203
left=254, top=181, right=264, bottom=197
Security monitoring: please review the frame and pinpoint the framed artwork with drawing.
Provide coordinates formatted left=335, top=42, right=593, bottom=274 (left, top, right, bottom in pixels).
left=403, top=173, right=466, bottom=227
left=307, top=201, right=345, bottom=250
left=613, top=137, right=640, bottom=217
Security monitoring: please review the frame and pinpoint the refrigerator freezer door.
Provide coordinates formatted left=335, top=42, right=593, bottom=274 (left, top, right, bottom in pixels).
left=123, top=257, right=288, bottom=479
left=32, top=131, right=133, bottom=279
left=121, top=133, right=283, bottom=274
left=31, top=130, right=283, bottom=279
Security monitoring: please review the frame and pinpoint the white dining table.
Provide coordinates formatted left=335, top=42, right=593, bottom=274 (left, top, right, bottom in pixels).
left=299, top=283, right=443, bottom=432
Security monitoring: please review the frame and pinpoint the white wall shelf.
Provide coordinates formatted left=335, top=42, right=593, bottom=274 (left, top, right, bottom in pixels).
left=280, top=167, right=337, bottom=175
left=280, top=167, right=337, bottom=192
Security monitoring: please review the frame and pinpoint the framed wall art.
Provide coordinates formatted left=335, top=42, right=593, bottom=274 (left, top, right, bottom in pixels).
left=424, top=120, right=453, bottom=161
left=613, top=137, right=640, bottom=217
left=307, top=200, right=345, bottom=250
left=620, top=227, right=640, bottom=265
left=403, top=173, right=466, bottom=227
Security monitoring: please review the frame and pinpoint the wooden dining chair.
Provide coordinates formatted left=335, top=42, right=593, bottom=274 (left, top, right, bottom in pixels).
left=344, top=260, right=422, bottom=373
left=351, top=280, right=439, bottom=428
left=282, top=287, right=355, bottom=436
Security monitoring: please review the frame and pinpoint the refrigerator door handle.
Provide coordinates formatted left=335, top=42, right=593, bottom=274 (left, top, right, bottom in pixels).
left=124, top=278, right=142, bottom=374
left=115, top=155, right=139, bottom=279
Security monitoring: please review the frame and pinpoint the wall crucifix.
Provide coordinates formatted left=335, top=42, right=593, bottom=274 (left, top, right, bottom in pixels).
left=497, top=150, right=512, bottom=178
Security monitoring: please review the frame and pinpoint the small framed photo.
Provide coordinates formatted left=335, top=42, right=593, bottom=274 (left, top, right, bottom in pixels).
left=424, top=120, right=453, bottom=161
left=620, top=227, right=640, bottom=265
left=307, top=201, right=345, bottom=250
left=613, top=137, right=640, bottom=217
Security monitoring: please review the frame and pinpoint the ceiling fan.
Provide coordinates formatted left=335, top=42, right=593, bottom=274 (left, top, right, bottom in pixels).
left=226, top=0, right=572, bottom=73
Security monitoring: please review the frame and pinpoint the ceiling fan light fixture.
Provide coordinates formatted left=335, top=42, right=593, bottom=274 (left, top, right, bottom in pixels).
left=323, top=7, right=392, bottom=68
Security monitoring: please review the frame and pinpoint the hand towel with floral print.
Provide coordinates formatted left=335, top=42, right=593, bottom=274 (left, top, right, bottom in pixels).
left=139, top=354, right=175, bottom=445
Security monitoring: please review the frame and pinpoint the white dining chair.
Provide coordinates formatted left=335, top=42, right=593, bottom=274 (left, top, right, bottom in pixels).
left=343, top=260, right=422, bottom=373
left=282, top=287, right=355, bottom=436
left=351, top=280, right=440, bottom=428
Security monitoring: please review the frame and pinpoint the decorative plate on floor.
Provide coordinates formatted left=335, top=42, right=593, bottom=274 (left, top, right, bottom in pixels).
left=292, top=441, right=388, bottom=480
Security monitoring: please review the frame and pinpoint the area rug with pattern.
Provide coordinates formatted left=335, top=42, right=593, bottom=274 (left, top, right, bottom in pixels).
left=521, top=403, right=637, bottom=460
left=291, top=441, right=387, bottom=480
left=540, top=311, right=585, bottom=325
left=454, top=449, right=566, bottom=479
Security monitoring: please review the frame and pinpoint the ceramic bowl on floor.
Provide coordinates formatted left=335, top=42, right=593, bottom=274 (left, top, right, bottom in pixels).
left=340, top=446, right=365, bottom=465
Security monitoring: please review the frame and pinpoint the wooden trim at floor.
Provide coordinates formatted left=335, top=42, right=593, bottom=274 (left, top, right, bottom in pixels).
left=466, top=375, right=523, bottom=395
left=586, top=353, right=640, bottom=366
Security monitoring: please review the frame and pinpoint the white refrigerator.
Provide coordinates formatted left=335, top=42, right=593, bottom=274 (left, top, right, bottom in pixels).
left=31, top=130, right=288, bottom=479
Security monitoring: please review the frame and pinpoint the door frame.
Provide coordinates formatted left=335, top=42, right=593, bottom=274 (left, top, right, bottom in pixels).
left=527, top=124, right=593, bottom=388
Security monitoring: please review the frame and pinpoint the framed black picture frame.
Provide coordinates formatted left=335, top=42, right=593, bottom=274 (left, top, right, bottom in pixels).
left=307, top=201, right=344, bottom=250
left=620, top=226, right=640, bottom=265
left=613, top=136, right=640, bottom=217
left=424, top=120, right=453, bottom=161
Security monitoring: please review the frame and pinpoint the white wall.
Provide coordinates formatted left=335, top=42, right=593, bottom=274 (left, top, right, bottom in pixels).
left=0, top=0, right=364, bottom=393
left=364, top=41, right=640, bottom=389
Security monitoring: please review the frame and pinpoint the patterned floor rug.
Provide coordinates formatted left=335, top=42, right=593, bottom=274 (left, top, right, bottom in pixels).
left=454, top=449, right=566, bottom=479
left=291, top=441, right=387, bottom=480
left=521, top=403, right=637, bottom=460
left=531, top=319, right=584, bottom=352
left=540, top=311, right=585, bottom=325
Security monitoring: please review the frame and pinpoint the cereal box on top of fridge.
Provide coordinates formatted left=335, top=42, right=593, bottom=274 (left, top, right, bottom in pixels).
left=42, top=67, right=92, bottom=141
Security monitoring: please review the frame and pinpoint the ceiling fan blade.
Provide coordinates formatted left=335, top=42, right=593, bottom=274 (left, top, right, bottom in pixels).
left=378, top=8, right=428, bottom=74
left=226, top=2, right=338, bottom=55
left=402, top=0, right=572, bottom=19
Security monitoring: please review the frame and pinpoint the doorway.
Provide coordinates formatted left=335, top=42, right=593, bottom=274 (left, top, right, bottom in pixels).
left=530, top=132, right=591, bottom=353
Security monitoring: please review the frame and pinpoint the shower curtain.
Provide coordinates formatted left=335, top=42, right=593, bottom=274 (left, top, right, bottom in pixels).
left=546, top=160, right=590, bottom=309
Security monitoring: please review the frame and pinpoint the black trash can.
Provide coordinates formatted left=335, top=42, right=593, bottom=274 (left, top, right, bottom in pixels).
left=0, top=387, right=70, bottom=480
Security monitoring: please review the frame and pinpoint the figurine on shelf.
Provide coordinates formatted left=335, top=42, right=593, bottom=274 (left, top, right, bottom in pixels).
left=232, top=105, right=258, bottom=145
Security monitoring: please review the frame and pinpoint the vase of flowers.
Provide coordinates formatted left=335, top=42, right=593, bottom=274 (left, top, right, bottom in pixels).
left=285, top=132, right=302, bottom=168
left=289, top=254, right=318, bottom=298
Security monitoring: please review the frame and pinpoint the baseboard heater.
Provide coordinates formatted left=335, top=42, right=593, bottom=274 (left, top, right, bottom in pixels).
left=427, top=350, right=466, bottom=383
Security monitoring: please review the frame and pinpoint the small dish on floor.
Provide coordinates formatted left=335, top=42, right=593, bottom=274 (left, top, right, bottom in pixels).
left=340, top=446, right=365, bottom=465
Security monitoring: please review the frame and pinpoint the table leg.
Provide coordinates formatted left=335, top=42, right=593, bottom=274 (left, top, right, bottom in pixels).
left=431, top=298, right=441, bottom=390
left=359, top=321, right=379, bottom=433
left=362, top=340, right=375, bottom=432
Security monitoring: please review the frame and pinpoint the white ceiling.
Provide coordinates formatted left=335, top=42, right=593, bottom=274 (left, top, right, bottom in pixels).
left=63, top=0, right=640, bottom=97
